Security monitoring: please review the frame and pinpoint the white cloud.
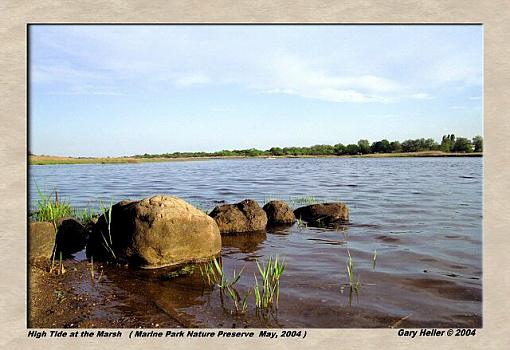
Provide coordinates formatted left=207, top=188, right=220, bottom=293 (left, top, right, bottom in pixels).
left=174, top=73, right=211, bottom=87
left=251, top=54, right=401, bottom=103
left=411, top=93, right=433, bottom=100
left=31, top=26, right=482, bottom=104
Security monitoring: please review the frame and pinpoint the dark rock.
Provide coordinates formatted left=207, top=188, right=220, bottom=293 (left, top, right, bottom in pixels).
left=87, top=195, right=221, bottom=269
left=55, top=217, right=88, bottom=256
left=29, top=222, right=56, bottom=263
left=294, top=202, right=349, bottom=225
left=263, top=200, right=296, bottom=225
left=209, top=199, right=267, bottom=234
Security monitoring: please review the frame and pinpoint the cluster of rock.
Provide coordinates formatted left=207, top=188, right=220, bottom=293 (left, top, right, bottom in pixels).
left=29, top=195, right=349, bottom=269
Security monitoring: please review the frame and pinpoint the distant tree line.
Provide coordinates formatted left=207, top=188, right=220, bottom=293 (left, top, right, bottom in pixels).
left=134, top=134, right=483, bottom=159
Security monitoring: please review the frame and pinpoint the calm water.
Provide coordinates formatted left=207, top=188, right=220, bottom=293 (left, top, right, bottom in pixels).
left=29, top=158, right=483, bottom=327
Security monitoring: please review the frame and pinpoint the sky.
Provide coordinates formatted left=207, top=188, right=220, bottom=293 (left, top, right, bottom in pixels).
left=30, top=25, right=483, bottom=157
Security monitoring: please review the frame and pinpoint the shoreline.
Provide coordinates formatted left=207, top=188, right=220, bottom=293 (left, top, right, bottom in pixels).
left=29, top=151, right=483, bottom=165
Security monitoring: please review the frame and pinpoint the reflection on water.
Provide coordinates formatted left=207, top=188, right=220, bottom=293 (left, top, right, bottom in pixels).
left=30, top=157, right=482, bottom=327
left=221, top=231, right=267, bottom=253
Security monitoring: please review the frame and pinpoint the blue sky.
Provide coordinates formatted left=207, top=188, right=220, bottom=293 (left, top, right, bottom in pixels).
left=30, top=25, right=483, bottom=157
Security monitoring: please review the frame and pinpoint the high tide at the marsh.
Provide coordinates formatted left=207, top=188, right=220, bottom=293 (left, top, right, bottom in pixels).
left=29, top=157, right=482, bottom=328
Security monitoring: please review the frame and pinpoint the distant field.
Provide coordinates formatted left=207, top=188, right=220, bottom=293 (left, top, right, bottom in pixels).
left=29, top=155, right=241, bottom=165
left=29, top=152, right=482, bottom=165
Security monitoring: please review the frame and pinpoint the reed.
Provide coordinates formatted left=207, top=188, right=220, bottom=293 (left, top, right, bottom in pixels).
left=88, top=256, right=104, bottom=283
left=79, top=207, right=96, bottom=225
left=226, top=286, right=251, bottom=314
left=253, top=256, right=286, bottom=310
left=33, top=182, right=72, bottom=223
left=98, top=199, right=116, bottom=259
left=199, top=257, right=244, bottom=289
left=346, top=250, right=361, bottom=292
left=296, top=216, right=307, bottom=229
left=50, top=251, right=66, bottom=275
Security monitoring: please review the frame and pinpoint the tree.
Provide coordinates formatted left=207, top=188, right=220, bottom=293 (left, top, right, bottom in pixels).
left=269, top=147, right=284, bottom=156
left=452, top=138, right=473, bottom=153
left=441, top=135, right=452, bottom=152
left=401, top=139, right=418, bottom=152
left=390, top=141, right=402, bottom=153
left=334, top=143, right=346, bottom=155
left=371, top=141, right=381, bottom=153
left=345, top=144, right=360, bottom=155
left=472, top=136, right=483, bottom=152
left=357, top=139, right=371, bottom=154
left=423, top=138, right=438, bottom=150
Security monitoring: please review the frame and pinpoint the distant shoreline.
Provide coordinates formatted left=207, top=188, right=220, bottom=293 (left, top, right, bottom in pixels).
left=29, top=151, right=483, bottom=165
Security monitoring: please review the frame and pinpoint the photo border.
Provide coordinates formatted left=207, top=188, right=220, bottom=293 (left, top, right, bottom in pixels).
left=1, top=1, right=509, bottom=349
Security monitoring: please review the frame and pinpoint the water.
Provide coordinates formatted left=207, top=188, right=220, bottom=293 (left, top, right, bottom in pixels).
left=29, top=157, right=482, bottom=327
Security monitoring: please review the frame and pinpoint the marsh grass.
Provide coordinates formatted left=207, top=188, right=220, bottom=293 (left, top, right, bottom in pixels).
left=199, top=257, right=244, bottom=289
left=79, top=207, right=96, bottom=225
left=296, top=216, right=307, bottom=229
left=199, top=257, right=251, bottom=314
left=340, top=250, right=361, bottom=306
left=253, top=256, right=286, bottom=311
left=50, top=251, right=66, bottom=275
left=88, top=256, right=104, bottom=283
left=33, top=182, right=72, bottom=223
left=226, top=286, right=252, bottom=314
left=98, top=199, right=116, bottom=260
left=341, top=250, right=377, bottom=306
left=346, top=250, right=361, bottom=292
left=264, top=195, right=319, bottom=208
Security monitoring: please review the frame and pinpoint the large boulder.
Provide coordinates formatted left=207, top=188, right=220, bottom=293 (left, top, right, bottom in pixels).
left=263, top=200, right=296, bottom=225
left=209, top=199, right=268, bottom=234
left=294, top=202, right=349, bottom=225
left=29, top=222, right=56, bottom=262
left=55, top=217, right=88, bottom=256
left=86, top=195, right=221, bottom=269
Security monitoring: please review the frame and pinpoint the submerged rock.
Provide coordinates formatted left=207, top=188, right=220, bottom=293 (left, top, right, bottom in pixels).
left=29, top=222, right=56, bottom=263
left=263, top=200, right=296, bottom=225
left=209, top=199, right=268, bottom=234
left=294, top=202, right=349, bottom=225
left=86, top=195, right=221, bottom=269
left=55, top=217, right=88, bottom=256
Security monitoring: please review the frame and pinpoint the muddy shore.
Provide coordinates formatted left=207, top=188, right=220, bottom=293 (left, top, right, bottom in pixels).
left=29, top=259, right=182, bottom=328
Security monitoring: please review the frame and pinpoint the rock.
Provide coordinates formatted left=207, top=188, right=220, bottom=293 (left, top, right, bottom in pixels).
left=209, top=199, right=268, bottom=234
left=29, top=222, right=56, bottom=262
left=55, top=217, right=88, bottom=256
left=86, top=195, right=221, bottom=269
left=294, top=202, right=349, bottom=225
left=263, top=200, right=296, bottom=225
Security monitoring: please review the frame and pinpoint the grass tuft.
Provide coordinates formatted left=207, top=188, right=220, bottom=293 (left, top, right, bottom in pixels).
left=253, top=255, right=286, bottom=311
left=33, top=181, right=72, bottom=223
left=199, top=257, right=244, bottom=289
